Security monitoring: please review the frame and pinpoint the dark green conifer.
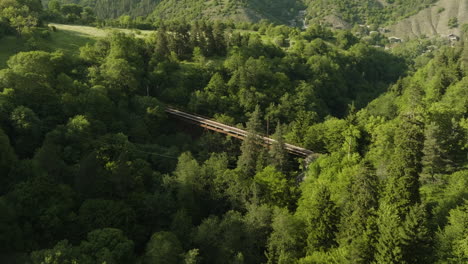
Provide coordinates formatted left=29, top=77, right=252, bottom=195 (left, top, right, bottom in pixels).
left=269, top=123, right=287, bottom=172
left=237, top=106, right=263, bottom=177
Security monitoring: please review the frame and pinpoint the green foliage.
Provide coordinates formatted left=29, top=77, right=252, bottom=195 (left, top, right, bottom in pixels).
left=78, top=199, right=136, bottom=234
left=0, top=8, right=467, bottom=264
left=237, top=105, right=264, bottom=176
left=297, top=183, right=338, bottom=254
left=143, top=231, right=183, bottom=264
left=266, top=208, right=306, bottom=263
left=448, top=17, right=459, bottom=29
left=436, top=201, right=468, bottom=263
left=8, top=175, right=76, bottom=248
left=305, top=0, right=437, bottom=25
left=149, top=0, right=301, bottom=24
left=383, top=115, right=424, bottom=215
left=0, top=128, right=17, bottom=193
left=254, top=166, right=291, bottom=207
left=193, top=211, right=248, bottom=264
left=79, top=228, right=134, bottom=264
left=338, top=162, right=378, bottom=263
left=428, top=170, right=468, bottom=227
left=268, top=123, right=288, bottom=172
left=0, top=198, right=23, bottom=254
left=30, top=228, right=134, bottom=264
left=30, top=240, right=77, bottom=264
left=183, top=249, right=200, bottom=264
left=0, top=0, right=43, bottom=36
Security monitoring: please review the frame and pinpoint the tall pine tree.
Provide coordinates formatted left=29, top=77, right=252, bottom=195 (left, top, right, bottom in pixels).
left=383, top=115, right=424, bottom=215
left=339, top=161, right=378, bottom=263
left=238, top=106, right=263, bottom=177
left=375, top=115, right=431, bottom=264
left=297, top=183, right=338, bottom=255
left=269, top=122, right=288, bottom=172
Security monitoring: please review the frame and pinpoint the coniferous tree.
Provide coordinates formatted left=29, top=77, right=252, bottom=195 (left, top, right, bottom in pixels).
left=421, top=122, right=447, bottom=182
left=237, top=105, right=263, bottom=177
left=339, top=161, right=378, bottom=263
left=436, top=201, right=468, bottom=263
left=374, top=203, right=405, bottom=264
left=400, top=203, right=433, bottom=264
left=383, top=115, right=424, bottom=215
left=267, top=208, right=306, bottom=264
left=154, top=25, right=170, bottom=59
left=297, top=183, right=338, bottom=254
left=269, top=123, right=287, bottom=172
left=375, top=115, right=430, bottom=264
left=174, top=152, right=203, bottom=221
left=212, top=21, right=227, bottom=56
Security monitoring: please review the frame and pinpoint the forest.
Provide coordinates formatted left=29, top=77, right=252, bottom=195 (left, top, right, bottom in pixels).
left=41, top=0, right=439, bottom=26
left=0, top=0, right=468, bottom=263
left=304, top=0, right=438, bottom=25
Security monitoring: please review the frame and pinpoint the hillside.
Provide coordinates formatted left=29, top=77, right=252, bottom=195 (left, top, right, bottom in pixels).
left=48, top=0, right=439, bottom=27
left=303, top=0, right=437, bottom=27
left=45, top=0, right=160, bottom=18
left=50, top=0, right=302, bottom=23
left=0, top=27, right=95, bottom=69
left=150, top=0, right=302, bottom=24
left=1, top=18, right=467, bottom=263
left=387, top=0, right=468, bottom=38
left=2, top=0, right=468, bottom=262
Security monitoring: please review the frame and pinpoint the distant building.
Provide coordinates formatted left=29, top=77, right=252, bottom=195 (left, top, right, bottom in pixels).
left=448, top=34, right=460, bottom=42
left=388, top=36, right=402, bottom=43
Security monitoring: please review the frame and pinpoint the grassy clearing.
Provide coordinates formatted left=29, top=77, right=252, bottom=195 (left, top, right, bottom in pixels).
left=0, top=23, right=154, bottom=68
left=0, top=29, right=95, bottom=68
left=50, top=23, right=154, bottom=38
left=46, top=27, right=96, bottom=55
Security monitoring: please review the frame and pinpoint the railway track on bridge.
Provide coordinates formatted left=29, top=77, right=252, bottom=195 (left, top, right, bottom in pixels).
left=165, top=107, right=317, bottom=158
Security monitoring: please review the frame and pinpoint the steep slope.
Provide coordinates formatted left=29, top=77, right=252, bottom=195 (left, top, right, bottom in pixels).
left=51, top=0, right=301, bottom=22
left=303, top=0, right=436, bottom=26
left=50, top=0, right=161, bottom=18
left=150, top=0, right=301, bottom=24
left=387, top=0, right=468, bottom=38
left=47, top=0, right=446, bottom=28
left=149, top=0, right=257, bottom=22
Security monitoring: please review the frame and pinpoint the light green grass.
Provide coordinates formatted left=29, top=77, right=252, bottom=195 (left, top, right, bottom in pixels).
left=50, top=23, right=154, bottom=38
left=0, top=23, right=154, bottom=69
left=46, top=28, right=96, bottom=55
left=0, top=29, right=95, bottom=68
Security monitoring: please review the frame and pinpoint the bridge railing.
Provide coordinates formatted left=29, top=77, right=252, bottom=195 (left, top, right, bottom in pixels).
left=165, top=107, right=316, bottom=158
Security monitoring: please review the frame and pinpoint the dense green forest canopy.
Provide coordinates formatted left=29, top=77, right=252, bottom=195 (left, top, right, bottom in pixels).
left=1, top=1, right=468, bottom=263
left=40, top=0, right=303, bottom=22
left=0, top=0, right=44, bottom=36
left=305, top=0, right=437, bottom=25
left=39, top=0, right=439, bottom=26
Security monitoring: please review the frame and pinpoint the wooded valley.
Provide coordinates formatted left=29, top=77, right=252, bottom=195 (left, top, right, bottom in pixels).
left=0, top=0, right=467, bottom=263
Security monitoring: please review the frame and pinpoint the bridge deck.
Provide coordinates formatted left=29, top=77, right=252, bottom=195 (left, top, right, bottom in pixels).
left=165, top=107, right=315, bottom=158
